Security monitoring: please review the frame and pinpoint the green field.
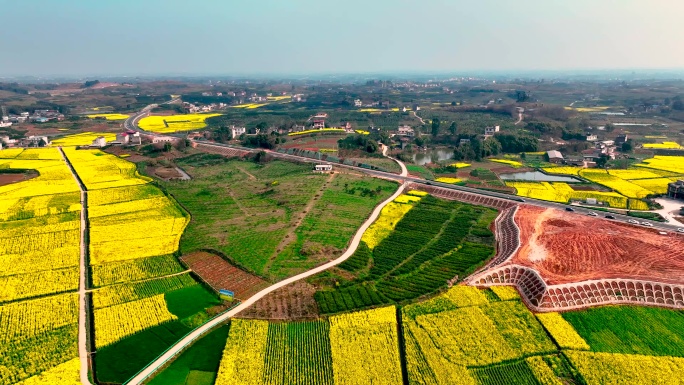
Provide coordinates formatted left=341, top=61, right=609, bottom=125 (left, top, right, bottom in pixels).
left=148, top=325, right=230, bottom=385
left=313, top=195, right=497, bottom=314
left=161, top=157, right=397, bottom=280
left=562, top=305, right=684, bottom=357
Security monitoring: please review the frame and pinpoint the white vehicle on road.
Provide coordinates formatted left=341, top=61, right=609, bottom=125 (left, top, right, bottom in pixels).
left=677, top=228, right=684, bottom=233
left=641, top=221, right=653, bottom=227
left=628, top=219, right=639, bottom=224
left=587, top=212, right=598, bottom=217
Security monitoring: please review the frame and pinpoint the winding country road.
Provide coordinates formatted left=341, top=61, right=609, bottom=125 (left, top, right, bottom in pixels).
left=59, top=147, right=93, bottom=385
left=126, top=171, right=409, bottom=384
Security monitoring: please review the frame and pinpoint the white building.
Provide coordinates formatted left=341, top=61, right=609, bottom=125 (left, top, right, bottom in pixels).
left=230, top=126, right=246, bottom=138
left=152, top=136, right=178, bottom=144
left=314, top=164, right=333, bottom=172
left=116, top=132, right=130, bottom=144
left=91, top=136, right=107, bottom=148
left=354, top=99, right=362, bottom=107
left=484, top=125, right=500, bottom=136
left=397, top=125, right=415, bottom=137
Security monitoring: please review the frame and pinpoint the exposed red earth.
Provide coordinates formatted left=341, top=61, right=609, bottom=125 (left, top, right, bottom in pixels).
left=181, top=251, right=269, bottom=300
left=511, top=205, right=684, bottom=285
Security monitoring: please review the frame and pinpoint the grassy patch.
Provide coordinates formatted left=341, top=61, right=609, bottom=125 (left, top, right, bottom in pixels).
left=562, top=306, right=684, bottom=357
left=165, top=285, right=221, bottom=320
left=161, top=159, right=395, bottom=280
left=148, top=325, right=230, bottom=385
left=406, top=164, right=434, bottom=179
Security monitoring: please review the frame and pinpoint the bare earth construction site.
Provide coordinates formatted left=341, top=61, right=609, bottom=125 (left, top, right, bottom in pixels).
left=470, top=205, right=684, bottom=311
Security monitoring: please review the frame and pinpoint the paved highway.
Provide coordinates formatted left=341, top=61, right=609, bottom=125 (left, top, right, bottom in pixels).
left=122, top=105, right=683, bottom=234
left=198, top=141, right=684, bottom=233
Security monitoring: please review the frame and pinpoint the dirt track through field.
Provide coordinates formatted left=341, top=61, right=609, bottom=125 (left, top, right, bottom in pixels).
left=263, top=172, right=336, bottom=271
left=59, top=147, right=94, bottom=385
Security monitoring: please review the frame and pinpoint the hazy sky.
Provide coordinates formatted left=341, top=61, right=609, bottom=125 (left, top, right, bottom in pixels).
left=1, top=0, right=683, bottom=76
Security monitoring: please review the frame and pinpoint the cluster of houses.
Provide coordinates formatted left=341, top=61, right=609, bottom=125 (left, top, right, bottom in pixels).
left=89, top=131, right=144, bottom=148
left=0, top=135, right=51, bottom=149
left=1, top=110, right=65, bottom=126
left=183, top=102, right=227, bottom=113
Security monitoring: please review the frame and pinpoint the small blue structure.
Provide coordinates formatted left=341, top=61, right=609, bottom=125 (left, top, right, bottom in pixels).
left=219, top=289, right=235, bottom=301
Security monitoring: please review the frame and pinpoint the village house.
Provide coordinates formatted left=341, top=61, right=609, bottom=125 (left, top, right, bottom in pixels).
left=484, top=125, right=500, bottom=138
left=584, top=133, right=598, bottom=141
left=615, top=134, right=628, bottom=146
left=354, top=99, right=362, bottom=107
left=230, top=126, right=246, bottom=138
left=397, top=125, right=415, bottom=137
left=546, top=150, right=564, bottom=164
left=314, top=164, right=333, bottom=172
left=91, top=136, right=107, bottom=148
left=21, top=136, right=50, bottom=147
left=313, top=118, right=326, bottom=129
left=151, top=135, right=178, bottom=144
left=667, top=180, right=684, bottom=200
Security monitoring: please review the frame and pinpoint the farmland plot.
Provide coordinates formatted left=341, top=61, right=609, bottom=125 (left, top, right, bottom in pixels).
left=315, top=194, right=497, bottom=313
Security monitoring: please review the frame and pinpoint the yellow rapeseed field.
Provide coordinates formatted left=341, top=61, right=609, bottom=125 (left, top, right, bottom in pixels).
left=579, top=169, right=653, bottom=198
left=607, top=169, right=662, bottom=180
left=541, top=166, right=582, bottom=176
left=629, top=178, right=672, bottom=194
left=643, top=141, right=682, bottom=149
left=137, top=113, right=221, bottom=133
left=535, top=312, right=590, bottom=350
left=361, top=195, right=420, bottom=249
left=489, top=285, right=520, bottom=301
left=525, top=356, right=563, bottom=385
left=490, top=159, right=523, bottom=167
left=636, top=155, right=684, bottom=174
left=86, top=113, right=129, bottom=120
left=442, top=286, right=489, bottom=307
left=329, top=306, right=403, bottom=385
left=62, top=148, right=152, bottom=190
left=450, top=162, right=471, bottom=168
left=51, top=132, right=117, bottom=146
left=94, top=294, right=177, bottom=348
left=565, top=351, right=684, bottom=385
left=506, top=181, right=630, bottom=208
left=0, top=148, right=24, bottom=159
left=0, top=293, right=78, bottom=345
left=14, top=358, right=80, bottom=385
left=0, top=267, right=78, bottom=303
left=215, top=319, right=269, bottom=385
left=435, top=177, right=462, bottom=184
left=288, top=128, right=346, bottom=136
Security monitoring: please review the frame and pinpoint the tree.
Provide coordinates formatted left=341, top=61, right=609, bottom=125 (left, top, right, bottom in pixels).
left=448, top=122, right=457, bottom=135
left=431, top=118, right=441, bottom=137
left=515, top=90, right=530, bottom=102
left=621, top=140, right=633, bottom=153
left=214, top=126, right=232, bottom=143
left=163, top=142, right=173, bottom=152
left=604, top=123, right=615, bottom=132
left=596, top=154, right=609, bottom=168
left=673, top=96, right=684, bottom=111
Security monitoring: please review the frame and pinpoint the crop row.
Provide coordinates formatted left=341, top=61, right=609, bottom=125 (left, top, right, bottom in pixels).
left=262, top=321, right=333, bottom=385
left=93, top=273, right=196, bottom=309
left=93, top=294, right=178, bottom=348
left=317, top=195, right=496, bottom=313
left=91, top=254, right=185, bottom=287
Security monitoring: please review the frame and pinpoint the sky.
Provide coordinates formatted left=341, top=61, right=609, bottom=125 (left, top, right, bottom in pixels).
left=1, top=0, right=683, bottom=76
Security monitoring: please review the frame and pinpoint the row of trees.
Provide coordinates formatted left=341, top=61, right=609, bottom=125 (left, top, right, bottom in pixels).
left=452, top=133, right=539, bottom=161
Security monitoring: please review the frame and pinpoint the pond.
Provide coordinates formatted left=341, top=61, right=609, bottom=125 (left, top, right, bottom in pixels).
left=412, top=149, right=454, bottom=165
left=499, top=171, right=582, bottom=183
